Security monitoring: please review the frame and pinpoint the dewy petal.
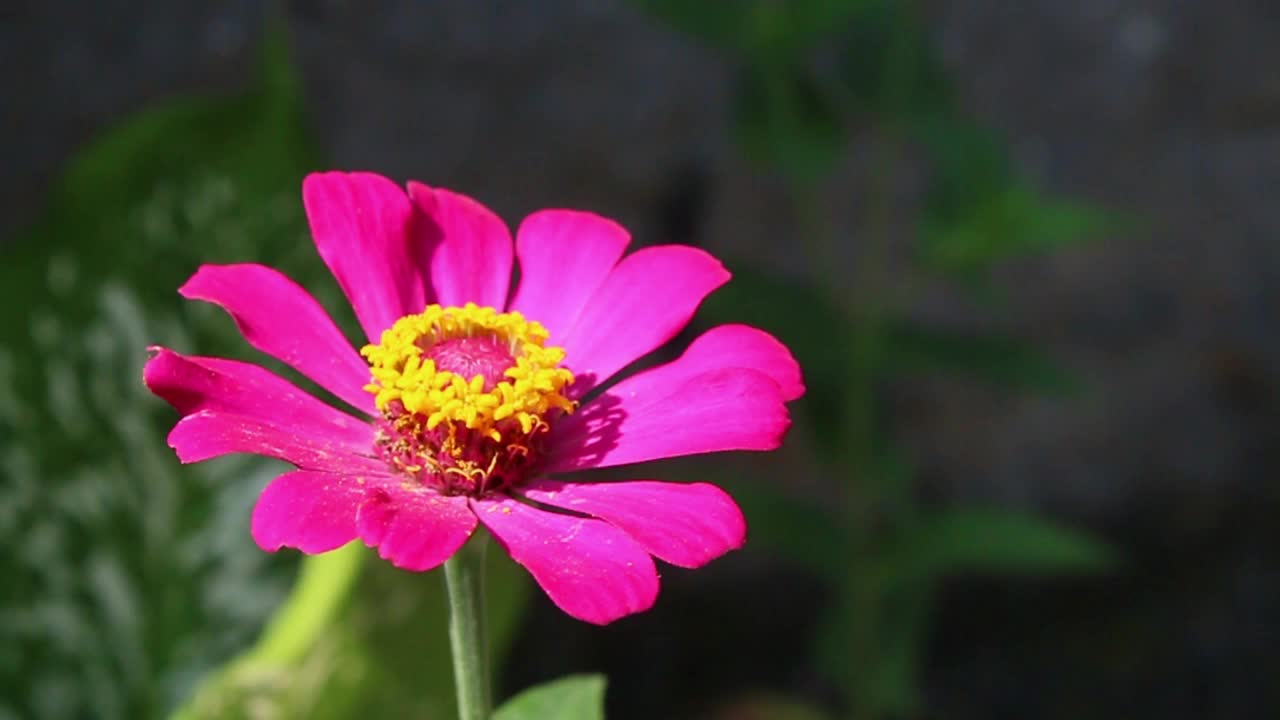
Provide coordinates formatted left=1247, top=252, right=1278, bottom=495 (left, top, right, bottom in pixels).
left=558, top=245, right=730, bottom=397
left=303, top=171, right=432, bottom=341
left=167, top=411, right=388, bottom=474
left=252, top=470, right=364, bottom=554
left=407, top=182, right=513, bottom=310
left=678, top=324, right=805, bottom=401
left=144, top=347, right=374, bottom=447
left=356, top=486, right=477, bottom=572
left=179, top=263, right=376, bottom=415
left=519, top=479, right=746, bottom=569
left=508, top=210, right=630, bottom=342
left=547, top=366, right=790, bottom=472
left=471, top=495, right=658, bottom=625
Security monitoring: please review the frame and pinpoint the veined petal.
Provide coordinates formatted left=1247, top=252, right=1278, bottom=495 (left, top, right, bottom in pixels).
left=303, top=171, right=432, bottom=341
left=508, top=210, right=630, bottom=342
left=166, top=411, right=386, bottom=473
left=179, top=263, right=376, bottom=415
left=357, top=487, right=477, bottom=572
left=677, top=324, right=805, bottom=401
left=471, top=495, right=658, bottom=625
left=144, top=347, right=373, bottom=446
left=547, top=366, right=790, bottom=472
left=519, top=479, right=746, bottom=568
left=408, top=182, right=513, bottom=310
left=559, top=245, right=729, bottom=397
left=252, top=470, right=364, bottom=554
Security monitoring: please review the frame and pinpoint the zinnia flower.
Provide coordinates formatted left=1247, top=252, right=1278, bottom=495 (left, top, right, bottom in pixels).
left=145, top=172, right=803, bottom=624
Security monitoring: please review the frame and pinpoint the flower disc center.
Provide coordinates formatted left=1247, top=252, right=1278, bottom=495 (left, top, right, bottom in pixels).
left=360, top=303, right=576, bottom=497
left=420, top=336, right=514, bottom=392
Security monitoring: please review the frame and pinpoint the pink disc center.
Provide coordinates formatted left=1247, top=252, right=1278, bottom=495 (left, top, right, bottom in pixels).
left=421, top=335, right=515, bottom=391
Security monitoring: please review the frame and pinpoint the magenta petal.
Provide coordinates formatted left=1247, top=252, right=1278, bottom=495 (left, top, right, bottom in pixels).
left=179, top=263, right=376, bottom=415
left=559, top=245, right=730, bottom=397
left=508, top=210, right=630, bottom=342
left=252, top=470, right=363, bottom=553
left=547, top=366, right=790, bottom=472
left=520, top=479, right=746, bottom=568
left=144, top=347, right=374, bottom=447
left=356, top=487, right=477, bottom=571
left=167, top=411, right=387, bottom=473
left=408, top=182, right=514, bottom=310
left=303, top=171, right=431, bottom=341
left=663, top=324, right=804, bottom=401
left=472, top=495, right=658, bottom=624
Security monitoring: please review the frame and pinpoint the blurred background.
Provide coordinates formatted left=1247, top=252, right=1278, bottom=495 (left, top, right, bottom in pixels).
left=2, top=1, right=1278, bottom=718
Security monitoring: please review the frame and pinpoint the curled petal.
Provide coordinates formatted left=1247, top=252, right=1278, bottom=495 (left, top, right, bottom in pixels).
left=472, top=495, right=658, bottom=624
left=520, top=479, right=746, bottom=568
left=144, top=347, right=373, bottom=447
left=179, top=264, right=376, bottom=414
left=167, top=411, right=386, bottom=474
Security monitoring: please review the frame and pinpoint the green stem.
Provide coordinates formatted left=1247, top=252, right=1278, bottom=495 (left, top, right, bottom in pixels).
left=444, top=535, right=492, bottom=720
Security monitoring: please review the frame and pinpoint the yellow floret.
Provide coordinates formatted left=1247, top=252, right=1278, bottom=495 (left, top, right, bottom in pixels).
left=360, top=303, right=575, bottom=440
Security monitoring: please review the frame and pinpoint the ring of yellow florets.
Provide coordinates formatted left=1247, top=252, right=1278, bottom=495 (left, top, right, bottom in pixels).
left=360, top=303, right=575, bottom=495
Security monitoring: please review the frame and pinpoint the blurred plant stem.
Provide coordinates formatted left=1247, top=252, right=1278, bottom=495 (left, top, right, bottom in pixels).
left=766, top=5, right=916, bottom=716
left=444, top=535, right=493, bottom=720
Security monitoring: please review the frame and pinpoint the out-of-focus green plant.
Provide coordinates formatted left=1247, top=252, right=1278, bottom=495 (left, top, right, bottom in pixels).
left=636, top=0, right=1118, bottom=717
left=0, top=27, right=532, bottom=720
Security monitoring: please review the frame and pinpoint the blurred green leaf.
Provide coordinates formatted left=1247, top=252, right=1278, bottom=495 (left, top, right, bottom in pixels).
left=0, top=23, right=324, bottom=720
left=922, top=185, right=1115, bottom=276
left=883, top=319, right=1080, bottom=394
left=493, top=674, right=606, bottom=720
left=174, top=544, right=530, bottom=720
left=887, top=507, right=1116, bottom=584
left=735, top=61, right=846, bottom=183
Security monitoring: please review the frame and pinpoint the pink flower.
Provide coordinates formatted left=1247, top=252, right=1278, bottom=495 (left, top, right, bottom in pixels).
left=145, top=172, right=803, bottom=624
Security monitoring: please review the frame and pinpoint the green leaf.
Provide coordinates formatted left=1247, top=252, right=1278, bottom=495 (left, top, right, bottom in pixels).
left=0, top=23, right=323, bottom=720
left=882, top=319, right=1080, bottom=394
left=494, top=675, right=607, bottom=720
left=922, top=184, right=1115, bottom=276
left=886, top=507, right=1116, bottom=584
left=735, top=60, right=846, bottom=183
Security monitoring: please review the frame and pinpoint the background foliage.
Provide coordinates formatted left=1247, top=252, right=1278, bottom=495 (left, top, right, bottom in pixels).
left=1, top=3, right=1125, bottom=719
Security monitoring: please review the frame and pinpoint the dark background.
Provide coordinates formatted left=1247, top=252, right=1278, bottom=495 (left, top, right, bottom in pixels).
left=2, top=1, right=1278, bottom=719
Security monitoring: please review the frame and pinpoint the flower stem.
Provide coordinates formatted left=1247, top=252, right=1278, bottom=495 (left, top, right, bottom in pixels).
left=444, top=535, right=492, bottom=720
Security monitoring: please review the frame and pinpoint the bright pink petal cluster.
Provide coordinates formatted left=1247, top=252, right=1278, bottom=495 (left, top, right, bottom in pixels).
left=145, top=172, right=803, bottom=624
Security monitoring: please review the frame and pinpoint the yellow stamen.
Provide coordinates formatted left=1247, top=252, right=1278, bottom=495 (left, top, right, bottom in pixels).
left=360, top=303, right=575, bottom=441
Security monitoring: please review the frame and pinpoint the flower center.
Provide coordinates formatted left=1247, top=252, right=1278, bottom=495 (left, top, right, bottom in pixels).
left=360, top=303, right=575, bottom=497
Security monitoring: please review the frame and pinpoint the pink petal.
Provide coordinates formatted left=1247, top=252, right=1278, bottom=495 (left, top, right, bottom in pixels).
left=519, top=479, right=746, bottom=568
left=252, top=470, right=364, bottom=553
left=407, top=182, right=513, bottom=310
left=677, top=324, right=805, bottom=401
left=357, top=486, right=477, bottom=572
left=507, top=210, right=630, bottom=342
left=166, top=411, right=387, bottom=474
left=547, top=366, right=790, bottom=472
left=472, top=495, right=658, bottom=624
left=144, top=347, right=373, bottom=447
left=179, top=263, right=376, bottom=415
left=303, top=171, right=432, bottom=341
left=558, top=245, right=730, bottom=397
